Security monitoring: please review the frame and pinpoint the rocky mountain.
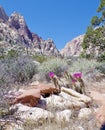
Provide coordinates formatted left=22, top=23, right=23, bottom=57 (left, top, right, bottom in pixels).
left=60, top=35, right=84, bottom=57
left=0, top=6, right=59, bottom=56
left=0, top=6, right=8, bottom=22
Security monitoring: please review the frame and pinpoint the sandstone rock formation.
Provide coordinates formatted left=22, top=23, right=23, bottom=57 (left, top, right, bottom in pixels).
left=0, top=5, right=8, bottom=22
left=2, top=82, right=96, bottom=130
left=10, top=88, right=41, bottom=107
left=0, top=5, right=60, bottom=56
left=60, top=35, right=84, bottom=57
left=9, top=83, right=60, bottom=107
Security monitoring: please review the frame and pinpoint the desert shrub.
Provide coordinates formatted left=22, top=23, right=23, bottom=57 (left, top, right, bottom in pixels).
left=37, top=58, right=68, bottom=81
left=6, top=49, right=18, bottom=58
left=0, top=44, right=5, bottom=58
left=68, top=58, right=102, bottom=75
left=0, top=55, right=38, bottom=117
left=80, top=52, right=86, bottom=58
left=97, top=53, right=105, bottom=62
left=0, top=98, right=11, bottom=118
left=82, top=42, right=90, bottom=50
left=32, top=54, right=48, bottom=63
left=0, top=55, right=38, bottom=85
left=0, top=37, right=3, bottom=41
left=95, top=62, right=105, bottom=74
left=11, top=56, right=37, bottom=82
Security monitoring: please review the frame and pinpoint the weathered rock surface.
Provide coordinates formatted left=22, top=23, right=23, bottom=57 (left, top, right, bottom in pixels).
left=60, top=35, right=84, bottom=57
left=10, top=89, right=41, bottom=107
left=0, top=6, right=60, bottom=56
left=55, top=109, right=72, bottom=122
left=13, top=104, right=54, bottom=122
left=0, top=5, right=8, bottom=22
left=9, top=83, right=60, bottom=107
left=1, top=83, right=97, bottom=130
left=45, top=92, right=86, bottom=111
left=78, top=108, right=93, bottom=119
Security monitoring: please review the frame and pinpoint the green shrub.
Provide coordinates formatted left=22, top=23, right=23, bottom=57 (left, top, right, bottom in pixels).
left=0, top=55, right=38, bottom=84
left=32, top=54, right=48, bottom=63
left=97, top=53, right=105, bottom=62
left=6, top=49, right=18, bottom=58
left=80, top=52, right=86, bottom=58
left=38, top=58, right=68, bottom=81
left=81, top=42, right=89, bottom=49
left=0, top=37, right=3, bottom=41
left=9, top=56, right=38, bottom=82
left=96, top=63, right=105, bottom=74
left=68, top=58, right=102, bottom=75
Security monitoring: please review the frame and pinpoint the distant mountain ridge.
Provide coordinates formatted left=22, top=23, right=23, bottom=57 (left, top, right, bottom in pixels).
left=0, top=6, right=8, bottom=22
left=60, top=35, right=84, bottom=57
left=0, top=5, right=60, bottom=56
left=1, top=5, right=103, bottom=59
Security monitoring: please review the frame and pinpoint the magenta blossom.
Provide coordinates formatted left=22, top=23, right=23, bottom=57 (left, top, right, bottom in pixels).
left=73, top=72, right=82, bottom=79
left=49, top=72, right=54, bottom=78
left=72, top=79, right=77, bottom=84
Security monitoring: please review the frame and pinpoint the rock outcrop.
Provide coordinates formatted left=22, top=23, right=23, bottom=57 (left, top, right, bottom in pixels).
left=0, top=5, right=59, bottom=56
left=60, top=35, right=84, bottom=57
left=0, top=5, right=8, bottom=22
left=9, top=84, right=60, bottom=107
left=10, top=89, right=41, bottom=107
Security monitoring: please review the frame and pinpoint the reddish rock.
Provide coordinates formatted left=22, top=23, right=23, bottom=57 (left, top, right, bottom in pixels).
left=34, top=83, right=60, bottom=98
left=11, top=89, right=41, bottom=107
left=10, top=84, right=60, bottom=107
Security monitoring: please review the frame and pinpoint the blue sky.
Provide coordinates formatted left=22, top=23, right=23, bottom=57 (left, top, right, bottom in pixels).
left=0, top=0, right=100, bottom=50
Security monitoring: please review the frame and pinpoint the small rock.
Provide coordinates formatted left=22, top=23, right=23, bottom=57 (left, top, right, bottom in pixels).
left=55, top=109, right=72, bottom=122
left=78, top=108, right=92, bottom=119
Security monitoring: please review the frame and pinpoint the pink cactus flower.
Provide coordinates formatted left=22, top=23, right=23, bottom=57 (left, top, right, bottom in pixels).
left=73, top=72, right=82, bottom=79
left=49, top=72, right=54, bottom=78
left=72, top=79, right=77, bottom=84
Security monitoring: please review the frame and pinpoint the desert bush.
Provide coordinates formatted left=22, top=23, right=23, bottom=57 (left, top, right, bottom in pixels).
left=97, top=53, right=105, bottom=62
left=0, top=37, right=3, bottom=41
left=10, top=56, right=37, bottom=82
left=0, top=54, right=38, bottom=119
left=6, top=49, right=18, bottom=59
left=0, top=55, right=38, bottom=85
left=37, top=58, right=68, bottom=81
left=67, top=58, right=105, bottom=82
left=95, top=62, right=105, bottom=74
left=32, top=54, right=48, bottom=63
left=68, top=58, right=102, bottom=75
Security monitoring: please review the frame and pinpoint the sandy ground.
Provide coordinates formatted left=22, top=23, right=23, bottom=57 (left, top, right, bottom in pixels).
left=86, top=79, right=105, bottom=127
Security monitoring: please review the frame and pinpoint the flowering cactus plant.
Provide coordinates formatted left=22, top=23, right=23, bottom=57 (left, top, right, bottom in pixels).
left=73, top=72, right=82, bottom=79
left=49, top=72, right=54, bottom=78
left=71, top=79, right=77, bottom=84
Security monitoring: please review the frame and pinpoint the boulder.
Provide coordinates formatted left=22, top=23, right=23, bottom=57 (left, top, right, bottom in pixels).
left=78, top=108, right=93, bottom=119
left=10, top=104, right=54, bottom=125
left=60, top=35, right=84, bottom=57
left=7, top=83, right=60, bottom=107
left=10, top=88, right=41, bottom=107
left=45, top=93, right=86, bottom=111
left=31, top=83, right=60, bottom=98
left=55, top=109, right=72, bottom=123
left=45, top=94, right=65, bottom=111
left=61, top=87, right=91, bottom=104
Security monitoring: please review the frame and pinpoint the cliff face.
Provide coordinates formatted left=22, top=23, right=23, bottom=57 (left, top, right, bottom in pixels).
left=60, top=35, right=84, bottom=57
left=0, top=6, right=8, bottom=22
left=0, top=6, right=59, bottom=56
